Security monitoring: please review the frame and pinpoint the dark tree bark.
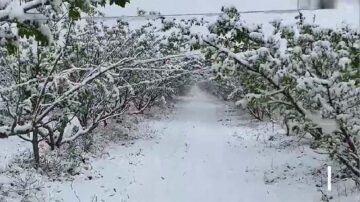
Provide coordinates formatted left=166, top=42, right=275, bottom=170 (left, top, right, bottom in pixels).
left=32, top=129, right=40, bottom=169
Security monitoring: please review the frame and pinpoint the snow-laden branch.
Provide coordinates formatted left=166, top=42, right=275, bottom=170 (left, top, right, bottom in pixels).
left=204, top=38, right=308, bottom=116
left=35, top=54, right=188, bottom=123
left=60, top=104, right=129, bottom=144
left=0, top=78, right=43, bottom=93
left=202, top=38, right=251, bottom=68
left=338, top=154, right=360, bottom=177
left=34, top=56, right=133, bottom=123
left=0, top=0, right=49, bottom=21
left=202, top=6, right=360, bottom=180
left=1, top=56, right=151, bottom=138
left=0, top=123, right=32, bottom=138
left=57, top=66, right=196, bottom=144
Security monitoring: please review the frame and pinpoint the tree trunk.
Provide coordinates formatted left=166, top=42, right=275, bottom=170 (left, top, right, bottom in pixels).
left=49, top=133, right=55, bottom=150
left=56, top=120, right=67, bottom=148
left=284, top=117, right=290, bottom=136
left=32, top=129, right=40, bottom=169
left=43, top=126, right=55, bottom=150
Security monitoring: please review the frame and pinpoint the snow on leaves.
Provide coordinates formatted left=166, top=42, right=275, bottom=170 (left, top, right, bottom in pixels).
left=201, top=7, right=360, bottom=180
left=0, top=0, right=130, bottom=52
left=0, top=17, right=198, bottom=168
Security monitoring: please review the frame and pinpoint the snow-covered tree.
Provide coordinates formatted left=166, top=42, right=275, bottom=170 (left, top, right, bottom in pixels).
left=0, top=16, right=197, bottom=168
left=199, top=7, right=360, bottom=181
left=0, top=0, right=130, bottom=52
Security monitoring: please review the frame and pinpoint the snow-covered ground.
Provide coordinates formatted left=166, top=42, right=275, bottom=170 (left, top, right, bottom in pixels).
left=0, top=138, right=30, bottom=170
left=37, top=86, right=352, bottom=202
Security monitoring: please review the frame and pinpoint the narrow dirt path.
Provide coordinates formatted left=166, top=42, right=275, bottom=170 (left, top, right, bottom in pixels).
left=51, top=86, right=323, bottom=202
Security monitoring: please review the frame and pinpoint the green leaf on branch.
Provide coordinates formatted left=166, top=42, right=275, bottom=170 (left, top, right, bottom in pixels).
left=69, top=6, right=81, bottom=20
left=17, top=23, right=49, bottom=46
left=6, top=42, right=18, bottom=55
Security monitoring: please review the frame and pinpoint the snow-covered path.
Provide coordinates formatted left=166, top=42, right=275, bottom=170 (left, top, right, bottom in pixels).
left=52, top=86, right=325, bottom=202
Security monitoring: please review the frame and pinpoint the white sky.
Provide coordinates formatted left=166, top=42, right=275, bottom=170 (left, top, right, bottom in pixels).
left=100, top=0, right=359, bottom=28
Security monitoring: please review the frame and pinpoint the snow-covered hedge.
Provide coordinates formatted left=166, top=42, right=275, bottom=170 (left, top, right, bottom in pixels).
left=200, top=7, right=360, bottom=181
